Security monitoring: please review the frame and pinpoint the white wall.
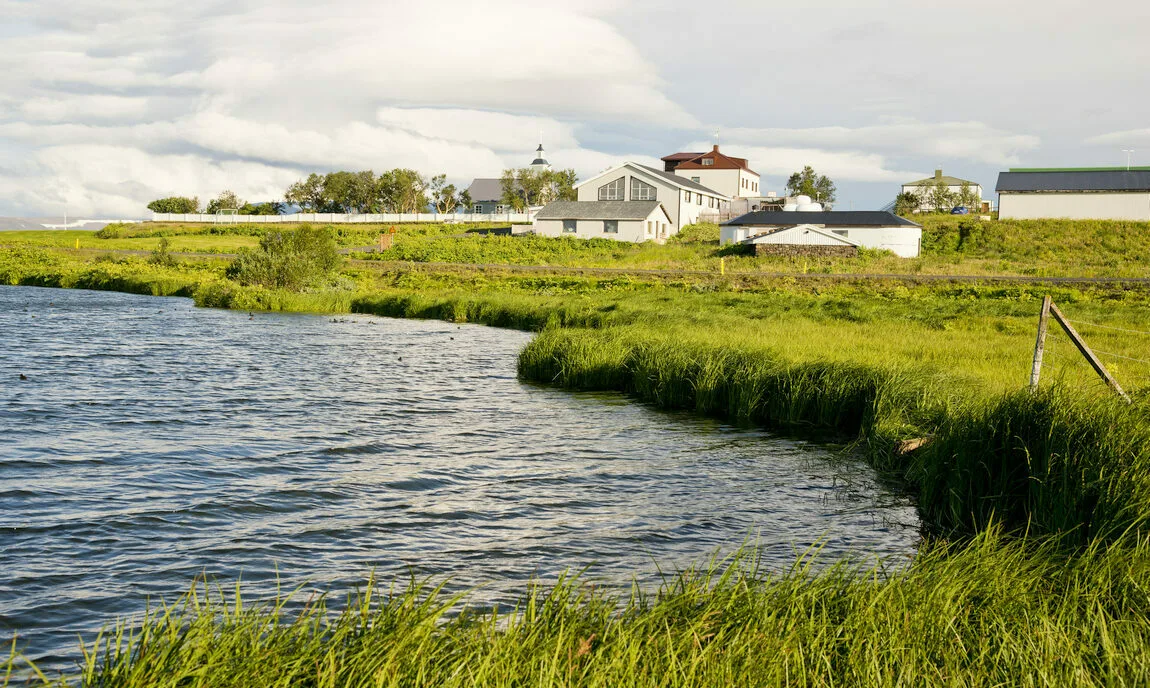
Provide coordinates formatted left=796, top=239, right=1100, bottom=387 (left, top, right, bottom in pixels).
left=535, top=218, right=647, bottom=242
left=152, top=212, right=533, bottom=223
left=577, top=165, right=726, bottom=231
left=751, top=227, right=846, bottom=246
left=723, top=224, right=922, bottom=257
left=998, top=192, right=1150, bottom=220
left=675, top=168, right=760, bottom=199
left=903, top=184, right=983, bottom=211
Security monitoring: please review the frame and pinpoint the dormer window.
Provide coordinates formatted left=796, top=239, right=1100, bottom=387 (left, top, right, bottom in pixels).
left=702, top=158, right=714, bottom=166
left=598, top=177, right=625, bottom=201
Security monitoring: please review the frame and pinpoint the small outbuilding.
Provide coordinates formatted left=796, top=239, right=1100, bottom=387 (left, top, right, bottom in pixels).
left=722, top=210, right=923, bottom=257
left=534, top=201, right=674, bottom=243
left=996, top=168, right=1150, bottom=220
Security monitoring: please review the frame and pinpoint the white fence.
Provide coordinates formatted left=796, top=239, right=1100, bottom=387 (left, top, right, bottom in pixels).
left=151, top=212, right=534, bottom=224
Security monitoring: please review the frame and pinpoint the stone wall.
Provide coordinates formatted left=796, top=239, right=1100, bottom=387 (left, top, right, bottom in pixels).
left=752, top=244, right=859, bottom=258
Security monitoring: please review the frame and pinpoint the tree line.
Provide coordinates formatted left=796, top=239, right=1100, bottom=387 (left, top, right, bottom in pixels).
left=894, top=179, right=981, bottom=216
left=146, top=166, right=580, bottom=216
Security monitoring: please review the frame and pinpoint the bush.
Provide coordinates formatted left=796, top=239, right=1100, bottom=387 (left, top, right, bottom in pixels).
left=225, top=226, right=342, bottom=290
left=148, top=237, right=178, bottom=267
left=146, top=196, right=200, bottom=214
left=669, top=222, right=720, bottom=243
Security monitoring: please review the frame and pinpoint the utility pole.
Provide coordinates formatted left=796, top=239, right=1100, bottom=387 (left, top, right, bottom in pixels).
left=1123, top=149, right=1135, bottom=170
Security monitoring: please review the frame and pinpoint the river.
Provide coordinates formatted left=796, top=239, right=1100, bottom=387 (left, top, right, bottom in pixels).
left=0, top=285, right=919, bottom=670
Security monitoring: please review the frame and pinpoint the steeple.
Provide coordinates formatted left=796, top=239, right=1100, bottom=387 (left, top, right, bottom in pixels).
left=530, top=137, right=550, bottom=170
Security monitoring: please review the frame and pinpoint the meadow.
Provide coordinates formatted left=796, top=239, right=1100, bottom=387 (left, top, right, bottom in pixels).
left=6, top=221, right=1150, bottom=684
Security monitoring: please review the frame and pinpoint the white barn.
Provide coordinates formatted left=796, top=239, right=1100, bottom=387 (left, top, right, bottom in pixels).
left=534, top=201, right=674, bottom=243
left=997, top=169, right=1150, bottom=220
left=575, top=162, right=729, bottom=231
left=722, top=210, right=923, bottom=257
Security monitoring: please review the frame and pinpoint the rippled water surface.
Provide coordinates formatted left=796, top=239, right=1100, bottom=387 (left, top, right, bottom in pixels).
left=0, top=286, right=919, bottom=668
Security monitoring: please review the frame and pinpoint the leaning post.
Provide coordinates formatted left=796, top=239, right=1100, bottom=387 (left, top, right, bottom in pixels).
left=1049, top=301, right=1132, bottom=403
left=1029, top=295, right=1052, bottom=389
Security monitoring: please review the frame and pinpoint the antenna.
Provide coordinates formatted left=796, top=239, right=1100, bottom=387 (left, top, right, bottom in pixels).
left=1123, top=149, right=1135, bottom=170
left=714, top=128, right=720, bottom=146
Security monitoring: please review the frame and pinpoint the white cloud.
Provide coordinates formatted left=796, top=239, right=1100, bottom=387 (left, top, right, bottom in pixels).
left=720, top=119, right=1040, bottom=167
left=1086, top=129, right=1150, bottom=147
left=684, top=141, right=921, bottom=184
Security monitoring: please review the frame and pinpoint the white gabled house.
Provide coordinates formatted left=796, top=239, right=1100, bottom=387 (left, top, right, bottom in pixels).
left=574, top=162, right=730, bottom=232
left=534, top=201, right=673, bottom=243
left=721, top=209, right=923, bottom=257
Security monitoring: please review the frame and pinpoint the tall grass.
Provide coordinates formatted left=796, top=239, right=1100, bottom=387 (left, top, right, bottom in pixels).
left=7, top=532, right=1150, bottom=687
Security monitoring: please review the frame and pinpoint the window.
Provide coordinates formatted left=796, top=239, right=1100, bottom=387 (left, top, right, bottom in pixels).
left=495, top=205, right=506, bottom=213
left=684, top=190, right=691, bottom=202
left=702, top=158, right=714, bottom=166
left=473, top=204, right=484, bottom=213
left=603, top=220, right=618, bottom=234
left=646, top=220, right=653, bottom=235
left=630, top=178, right=657, bottom=201
left=696, top=193, right=702, bottom=205
left=691, top=176, right=701, bottom=183
left=832, top=230, right=849, bottom=237
left=598, top=177, right=625, bottom=200
left=563, top=220, right=577, bottom=233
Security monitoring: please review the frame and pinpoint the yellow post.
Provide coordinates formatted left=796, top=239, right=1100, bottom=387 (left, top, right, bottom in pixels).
left=75, top=238, right=79, bottom=249
left=720, top=257, right=725, bottom=275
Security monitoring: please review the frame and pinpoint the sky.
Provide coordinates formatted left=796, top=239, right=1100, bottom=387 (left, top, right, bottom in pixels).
left=1, top=0, right=1148, bottom=217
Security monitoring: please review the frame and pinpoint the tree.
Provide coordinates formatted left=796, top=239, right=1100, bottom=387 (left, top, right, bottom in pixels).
left=552, top=169, right=578, bottom=201
left=226, top=226, right=342, bottom=291
left=240, top=201, right=285, bottom=215
left=786, top=166, right=836, bottom=204
left=378, top=169, right=428, bottom=213
left=927, top=179, right=955, bottom=212
left=206, top=190, right=244, bottom=214
left=893, top=191, right=921, bottom=217
left=285, top=174, right=328, bottom=212
left=459, top=189, right=473, bottom=212
left=499, top=169, right=524, bottom=210
left=428, top=175, right=459, bottom=213
left=322, top=170, right=376, bottom=213
left=957, top=181, right=980, bottom=211
left=146, top=196, right=199, bottom=214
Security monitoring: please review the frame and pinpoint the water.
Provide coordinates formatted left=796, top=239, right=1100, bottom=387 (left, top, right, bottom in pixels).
left=0, top=286, right=919, bottom=670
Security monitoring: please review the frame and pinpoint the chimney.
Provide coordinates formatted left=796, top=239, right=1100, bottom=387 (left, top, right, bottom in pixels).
left=934, top=169, right=943, bottom=180
left=713, top=144, right=720, bottom=153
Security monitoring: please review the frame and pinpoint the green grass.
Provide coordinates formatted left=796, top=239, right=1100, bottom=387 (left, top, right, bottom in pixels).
left=9, top=533, right=1150, bottom=687
left=7, top=240, right=1150, bottom=684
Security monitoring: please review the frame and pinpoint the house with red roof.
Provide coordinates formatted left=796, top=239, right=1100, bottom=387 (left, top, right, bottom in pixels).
left=661, top=145, right=761, bottom=200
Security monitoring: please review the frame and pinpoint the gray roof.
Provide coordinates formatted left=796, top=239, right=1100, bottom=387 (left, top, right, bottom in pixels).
left=905, top=175, right=979, bottom=187
left=633, top=164, right=725, bottom=196
left=996, top=169, right=1150, bottom=192
left=535, top=200, right=664, bottom=221
left=723, top=210, right=921, bottom=227
left=466, top=178, right=504, bottom=202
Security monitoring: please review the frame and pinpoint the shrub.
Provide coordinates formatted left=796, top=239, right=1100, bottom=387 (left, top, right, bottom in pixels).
left=669, top=222, right=720, bottom=243
left=146, top=196, right=200, bottom=214
left=148, top=237, right=178, bottom=267
left=225, top=226, right=342, bottom=291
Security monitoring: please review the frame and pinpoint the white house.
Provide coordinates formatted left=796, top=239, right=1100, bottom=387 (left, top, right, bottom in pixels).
left=722, top=208, right=923, bottom=257
left=997, top=168, right=1150, bottom=220
left=661, top=146, right=761, bottom=200
left=575, top=162, right=729, bottom=232
left=534, top=201, right=673, bottom=243
left=902, top=169, right=983, bottom=211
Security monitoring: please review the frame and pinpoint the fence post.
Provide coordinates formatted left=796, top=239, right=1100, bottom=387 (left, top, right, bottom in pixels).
left=1048, top=301, right=1132, bottom=402
left=1030, top=295, right=1052, bottom=389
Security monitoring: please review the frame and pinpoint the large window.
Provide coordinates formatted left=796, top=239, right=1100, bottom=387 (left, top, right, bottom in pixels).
left=598, top=177, right=625, bottom=201
left=603, top=220, right=618, bottom=234
left=630, top=178, right=657, bottom=201
left=563, top=220, right=577, bottom=233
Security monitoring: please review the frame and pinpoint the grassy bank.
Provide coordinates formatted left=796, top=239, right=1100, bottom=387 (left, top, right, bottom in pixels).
left=9, top=532, right=1150, bottom=687
left=6, top=240, right=1150, bottom=684
left=9, top=215, right=1150, bottom=277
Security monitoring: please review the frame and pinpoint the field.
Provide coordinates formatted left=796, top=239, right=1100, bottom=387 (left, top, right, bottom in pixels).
left=6, top=218, right=1150, bottom=685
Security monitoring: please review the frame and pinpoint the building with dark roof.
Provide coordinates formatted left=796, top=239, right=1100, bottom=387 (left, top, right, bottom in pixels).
left=661, top=145, right=760, bottom=199
left=721, top=210, right=923, bottom=257
left=996, top=168, right=1150, bottom=220
left=573, top=161, right=730, bottom=231
left=534, top=201, right=673, bottom=243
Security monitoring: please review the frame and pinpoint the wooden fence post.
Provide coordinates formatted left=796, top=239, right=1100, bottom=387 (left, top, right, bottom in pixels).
left=1048, top=301, right=1131, bottom=402
left=1030, top=295, right=1052, bottom=389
